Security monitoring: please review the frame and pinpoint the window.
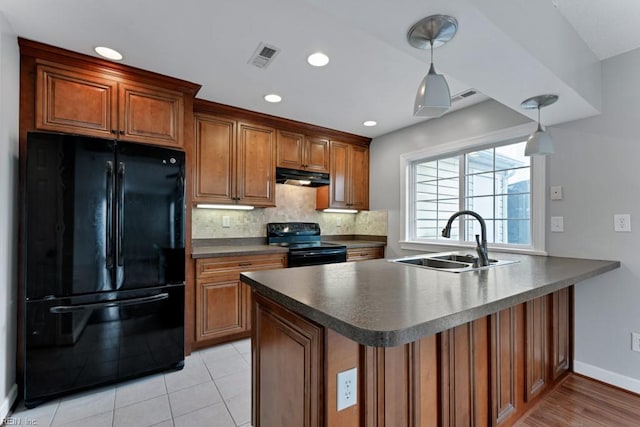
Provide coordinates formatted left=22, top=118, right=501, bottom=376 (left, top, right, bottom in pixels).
left=402, top=127, right=546, bottom=254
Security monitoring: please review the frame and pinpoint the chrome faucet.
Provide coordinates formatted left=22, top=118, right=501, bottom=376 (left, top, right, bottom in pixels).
left=441, top=210, right=490, bottom=267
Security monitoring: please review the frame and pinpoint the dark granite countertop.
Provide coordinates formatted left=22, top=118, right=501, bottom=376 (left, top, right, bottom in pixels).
left=240, top=253, right=619, bottom=347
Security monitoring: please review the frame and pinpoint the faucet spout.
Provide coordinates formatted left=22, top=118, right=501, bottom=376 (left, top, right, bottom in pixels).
left=441, top=210, right=490, bottom=267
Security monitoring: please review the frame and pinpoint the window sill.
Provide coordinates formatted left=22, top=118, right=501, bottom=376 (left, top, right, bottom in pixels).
left=399, top=240, right=548, bottom=256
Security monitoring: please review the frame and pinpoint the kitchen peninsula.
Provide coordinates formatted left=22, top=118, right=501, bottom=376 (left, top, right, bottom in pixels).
left=240, top=253, right=619, bottom=426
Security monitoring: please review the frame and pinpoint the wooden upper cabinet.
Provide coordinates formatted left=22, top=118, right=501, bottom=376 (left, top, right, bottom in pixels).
left=194, top=114, right=275, bottom=207
left=237, top=122, right=276, bottom=207
left=194, top=114, right=236, bottom=203
left=36, top=64, right=117, bottom=138
left=276, top=130, right=329, bottom=173
left=320, top=141, right=369, bottom=210
left=118, top=82, right=183, bottom=147
left=276, top=130, right=304, bottom=169
left=36, top=63, right=185, bottom=148
left=349, top=144, right=369, bottom=210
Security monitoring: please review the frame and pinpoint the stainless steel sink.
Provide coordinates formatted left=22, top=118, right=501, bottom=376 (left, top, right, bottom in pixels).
left=390, top=252, right=518, bottom=273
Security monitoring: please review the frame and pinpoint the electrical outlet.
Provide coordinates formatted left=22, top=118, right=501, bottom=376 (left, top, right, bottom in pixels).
left=632, top=332, right=640, bottom=352
left=222, top=216, right=230, bottom=228
left=614, top=214, right=631, bottom=232
left=337, top=217, right=342, bottom=227
left=337, top=367, right=357, bottom=411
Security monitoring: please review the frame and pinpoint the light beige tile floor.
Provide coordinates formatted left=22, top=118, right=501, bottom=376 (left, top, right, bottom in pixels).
left=9, top=339, right=253, bottom=427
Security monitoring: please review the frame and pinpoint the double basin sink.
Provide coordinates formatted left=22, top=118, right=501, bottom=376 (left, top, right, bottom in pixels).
left=390, top=252, right=518, bottom=273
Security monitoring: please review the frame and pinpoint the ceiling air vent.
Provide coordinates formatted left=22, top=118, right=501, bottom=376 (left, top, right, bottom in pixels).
left=248, top=42, right=281, bottom=69
left=451, top=89, right=477, bottom=103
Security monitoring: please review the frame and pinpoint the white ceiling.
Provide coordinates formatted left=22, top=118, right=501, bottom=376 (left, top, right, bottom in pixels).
left=1, top=0, right=638, bottom=139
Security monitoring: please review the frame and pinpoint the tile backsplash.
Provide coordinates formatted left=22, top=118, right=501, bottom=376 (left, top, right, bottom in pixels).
left=192, top=184, right=387, bottom=238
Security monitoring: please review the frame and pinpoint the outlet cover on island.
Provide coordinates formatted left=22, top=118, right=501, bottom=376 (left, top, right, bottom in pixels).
left=337, top=367, right=357, bottom=411
left=614, top=214, right=631, bottom=232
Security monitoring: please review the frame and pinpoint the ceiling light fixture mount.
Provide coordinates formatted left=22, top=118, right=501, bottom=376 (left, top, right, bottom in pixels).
left=408, top=14, right=458, bottom=118
left=307, top=52, right=330, bottom=67
left=264, top=94, right=282, bottom=103
left=94, top=46, right=123, bottom=61
left=520, top=94, right=558, bottom=156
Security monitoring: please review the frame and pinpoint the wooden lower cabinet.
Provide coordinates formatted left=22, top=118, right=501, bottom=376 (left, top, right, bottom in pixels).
left=251, top=288, right=573, bottom=426
left=252, top=293, right=324, bottom=427
left=195, top=253, right=285, bottom=347
left=346, top=246, right=385, bottom=262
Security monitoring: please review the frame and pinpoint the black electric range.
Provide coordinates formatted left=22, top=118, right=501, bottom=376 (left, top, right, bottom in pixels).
left=266, top=222, right=347, bottom=267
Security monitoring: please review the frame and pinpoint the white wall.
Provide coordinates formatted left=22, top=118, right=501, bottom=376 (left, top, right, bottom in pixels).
left=0, top=12, right=19, bottom=418
left=369, top=99, right=530, bottom=259
left=547, top=47, right=640, bottom=392
left=370, top=49, right=640, bottom=392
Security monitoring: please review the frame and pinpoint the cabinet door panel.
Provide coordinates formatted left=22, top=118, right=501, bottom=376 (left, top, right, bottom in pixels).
left=196, top=278, right=245, bottom=340
left=119, top=83, right=183, bottom=147
left=330, top=142, right=349, bottom=208
left=237, top=122, right=275, bottom=207
left=253, top=293, right=323, bottom=427
left=36, top=65, right=116, bottom=138
left=194, top=115, right=236, bottom=203
left=551, top=288, right=571, bottom=380
left=305, top=137, right=329, bottom=173
left=525, top=296, right=548, bottom=401
left=276, top=130, right=304, bottom=169
left=349, top=144, right=369, bottom=210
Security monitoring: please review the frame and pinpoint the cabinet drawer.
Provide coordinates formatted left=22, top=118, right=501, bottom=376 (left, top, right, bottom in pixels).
left=196, top=253, right=286, bottom=278
left=346, top=246, right=384, bottom=262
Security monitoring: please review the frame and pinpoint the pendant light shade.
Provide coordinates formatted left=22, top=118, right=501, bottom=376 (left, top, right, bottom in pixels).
left=408, top=15, right=458, bottom=118
left=520, top=94, right=558, bottom=156
left=524, top=123, right=554, bottom=156
left=414, top=63, right=451, bottom=117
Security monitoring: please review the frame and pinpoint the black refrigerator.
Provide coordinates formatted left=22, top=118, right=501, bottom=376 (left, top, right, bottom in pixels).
left=23, top=132, right=186, bottom=408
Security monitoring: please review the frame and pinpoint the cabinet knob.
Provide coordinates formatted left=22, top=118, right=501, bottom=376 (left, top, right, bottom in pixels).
left=111, top=130, right=117, bottom=134
left=119, top=130, right=125, bottom=135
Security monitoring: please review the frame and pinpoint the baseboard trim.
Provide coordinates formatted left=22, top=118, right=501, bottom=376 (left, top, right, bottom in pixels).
left=1, top=384, right=18, bottom=420
left=574, top=360, right=640, bottom=394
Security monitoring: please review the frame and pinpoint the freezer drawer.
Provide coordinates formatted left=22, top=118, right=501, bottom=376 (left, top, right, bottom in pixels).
left=24, top=284, right=184, bottom=408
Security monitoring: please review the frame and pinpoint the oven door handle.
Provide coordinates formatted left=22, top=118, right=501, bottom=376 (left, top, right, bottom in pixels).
left=49, top=293, right=169, bottom=314
left=294, top=249, right=346, bottom=257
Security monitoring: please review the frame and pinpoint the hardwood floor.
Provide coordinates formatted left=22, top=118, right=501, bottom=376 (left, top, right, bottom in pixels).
left=516, top=374, right=640, bottom=426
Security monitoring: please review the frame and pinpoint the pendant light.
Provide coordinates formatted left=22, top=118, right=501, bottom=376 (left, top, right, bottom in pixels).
left=520, top=94, right=558, bottom=156
left=407, top=15, right=458, bottom=118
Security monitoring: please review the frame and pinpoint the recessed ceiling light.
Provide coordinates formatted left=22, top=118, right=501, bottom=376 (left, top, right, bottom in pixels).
left=363, top=120, right=377, bottom=127
left=307, top=52, right=330, bottom=67
left=264, top=94, right=282, bottom=103
left=94, top=46, right=123, bottom=61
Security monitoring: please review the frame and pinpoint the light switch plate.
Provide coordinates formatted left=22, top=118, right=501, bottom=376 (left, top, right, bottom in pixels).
left=337, top=368, right=357, bottom=411
left=551, top=216, right=564, bottom=232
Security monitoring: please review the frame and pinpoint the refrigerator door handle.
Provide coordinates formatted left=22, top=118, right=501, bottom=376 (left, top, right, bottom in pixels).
left=106, top=161, right=114, bottom=269
left=117, top=162, right=125, bottom=267
left=49, top=292, right=169, bottom=314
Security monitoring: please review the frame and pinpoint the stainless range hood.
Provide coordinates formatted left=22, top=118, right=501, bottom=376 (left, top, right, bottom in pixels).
left=276, top=167, right=330, bottom=187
